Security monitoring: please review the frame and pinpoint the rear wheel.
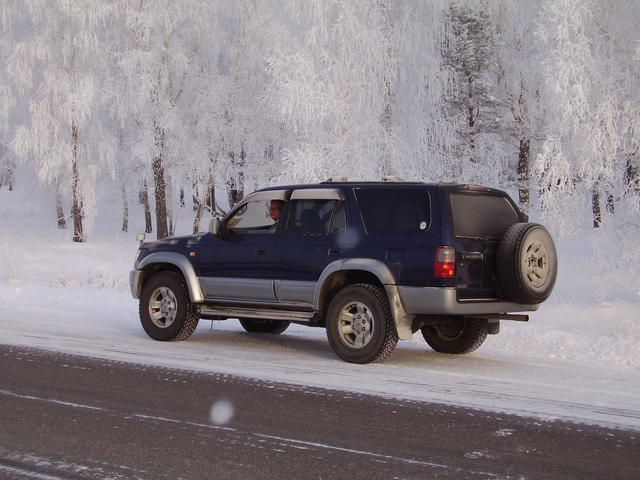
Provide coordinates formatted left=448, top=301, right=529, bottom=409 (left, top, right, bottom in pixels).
left=239, top=318, right=290, bottom=334
left=139, top=272, right=199, bottom=341
left=326, top=284, right=398, bottom=364
left=421, top=317, right=488, bottom=354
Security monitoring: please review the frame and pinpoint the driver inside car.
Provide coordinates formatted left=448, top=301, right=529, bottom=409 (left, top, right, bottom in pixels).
left=268, top=199, right=285, bottom=231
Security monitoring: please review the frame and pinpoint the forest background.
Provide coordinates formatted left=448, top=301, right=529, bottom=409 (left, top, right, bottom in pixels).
left=1, top=0, right=639, bottom=300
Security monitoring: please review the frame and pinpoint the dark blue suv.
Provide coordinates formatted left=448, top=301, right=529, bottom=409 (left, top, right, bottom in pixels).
left=130, top=181, right=557, bottom=363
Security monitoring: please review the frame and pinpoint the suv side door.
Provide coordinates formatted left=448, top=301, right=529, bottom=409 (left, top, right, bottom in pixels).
left=274, top=189, right=347, bottom=308
left=197, top=191, right=287, bottom=303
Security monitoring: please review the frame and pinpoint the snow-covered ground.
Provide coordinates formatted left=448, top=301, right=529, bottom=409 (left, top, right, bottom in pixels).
left=1, top=185, right=639, bottom=431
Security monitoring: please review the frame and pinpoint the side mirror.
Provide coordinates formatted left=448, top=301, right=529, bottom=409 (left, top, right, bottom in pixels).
left=209, top=217, right=221, bottom=236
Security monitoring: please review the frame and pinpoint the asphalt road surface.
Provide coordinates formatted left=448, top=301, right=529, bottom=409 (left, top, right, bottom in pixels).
left=0, top=344, right=637, bottom=480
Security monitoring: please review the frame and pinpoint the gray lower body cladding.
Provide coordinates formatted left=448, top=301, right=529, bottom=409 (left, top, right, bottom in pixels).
left=130, top=271, right=537, bottom=342
left=397, top=286, right=539, bottom=315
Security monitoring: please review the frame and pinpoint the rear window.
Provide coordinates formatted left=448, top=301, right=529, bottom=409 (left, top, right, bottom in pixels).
left=356, top=188, right=430, bottom=234
left=450, top=193, right=519, bottom=238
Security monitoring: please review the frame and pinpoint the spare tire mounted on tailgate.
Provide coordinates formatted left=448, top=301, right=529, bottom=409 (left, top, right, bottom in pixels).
left=497, top=223, right=557, bottom=304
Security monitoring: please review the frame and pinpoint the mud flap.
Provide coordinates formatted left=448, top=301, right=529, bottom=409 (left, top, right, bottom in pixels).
left=385, top=284, right=414, bottom=340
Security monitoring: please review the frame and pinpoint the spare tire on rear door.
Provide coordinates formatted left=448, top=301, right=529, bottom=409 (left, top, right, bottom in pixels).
left=496, top=223, right=557, bottom=304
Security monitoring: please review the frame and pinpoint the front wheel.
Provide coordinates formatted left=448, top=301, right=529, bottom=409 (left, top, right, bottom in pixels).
left=421, top=317, right=488, bottom=354
left=239, top=318, right=290, bottom=334
left=326, top=284, right=398, bottom=364
left=139, top=272, right=199, bottom=341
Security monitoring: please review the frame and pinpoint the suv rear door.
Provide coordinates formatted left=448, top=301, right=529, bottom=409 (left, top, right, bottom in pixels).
left=354, top=186, right=437, bottom=287
left=443, top=186, right=522, bottom=300
left=274, top=188, right=347, bottom=308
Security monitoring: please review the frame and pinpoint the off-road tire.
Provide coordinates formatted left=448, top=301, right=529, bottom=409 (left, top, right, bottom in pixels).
left=139, top=272, right=199, bottom=341
left=421, top=317, right=488, bottom=354
left=239, top=318, right=290, bottom=334
left=326, top=283, right=398, bottom=364
left=497, top=223, right=557, bottom=304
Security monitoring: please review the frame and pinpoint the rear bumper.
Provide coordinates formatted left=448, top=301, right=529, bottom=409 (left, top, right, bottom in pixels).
left=397, top=287, right=539, bottom=315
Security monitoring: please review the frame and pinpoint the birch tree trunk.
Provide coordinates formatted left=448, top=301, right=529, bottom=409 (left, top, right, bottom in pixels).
left=606, top=192, right=615, bottom=214
left=226, top=152, right=238, bottom=208
left=71, top=119, right=84, bottom=242
left=168, top=213, right=175, bottom=237
left=205, top=176, right=217, bottom=215
left=139, top=179, right=153, bottom=234
left=121, top=182, right=129, bottom=232
left=517, top=138, right=530, bottom=210
left=467, top=79, right=478, bottom=162
left=56, top=183, right=66, bottom=230
left=225, top=146, right=245, bottom=208
left=379, top=0, right=394, bottom=177
left=166, top=179, right=175, bottom=237
left=192, top=196, right=205, bottom=234
left=238, top=145, right=246, bottom=201
left=153, top=123, right=169, bottom=239
left=2, top=160, right=14, bottom=191
left=9, top=161, right=14, bottom=193
left=192, top=180, right=209, bottom=234
left=592, top=182, right=602, bottom=228
left=625, top=155, right=639, bottom=196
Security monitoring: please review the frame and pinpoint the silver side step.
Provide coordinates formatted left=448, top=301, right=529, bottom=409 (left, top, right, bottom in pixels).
left=199, top=305, right=315, bottom=322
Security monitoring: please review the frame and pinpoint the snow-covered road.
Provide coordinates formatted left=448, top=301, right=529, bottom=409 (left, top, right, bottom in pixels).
left=1, top=286, right=638, bottom=431
left=4, top=345, right=637, bottom=480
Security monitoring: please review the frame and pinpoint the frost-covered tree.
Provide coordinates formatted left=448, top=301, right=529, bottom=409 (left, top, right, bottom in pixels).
left=441, top=0, right=499, bottom=169
left=0, top=1, right=25, bottom=192
left=216, top=0, right=277, bottom=209
left=3, top=0, right=640, bottom=253
left=178, top=3, right=236, bottom=231
left=492, top=1, right=544, bottom=212
left=183, top=0, right=283, bottom=208
left=536, top=0, right=640, bottom=231
left=101, top=9, right=138, bottom=234
left=11, top=1, right=115, bottom=241
left=613, top=5, right=640, bottom=211
left=119, top=0, right=206, bottom=239
left=266, top=0, right=403, bottom=182
left=391, top=1, right=456, bottom=182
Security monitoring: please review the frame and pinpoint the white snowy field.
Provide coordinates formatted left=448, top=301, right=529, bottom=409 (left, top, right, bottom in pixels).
left=1, top=186, right=639, bottom=431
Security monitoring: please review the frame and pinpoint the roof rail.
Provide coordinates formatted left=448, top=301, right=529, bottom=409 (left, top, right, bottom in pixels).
left=382, top=176, right=407, bottom=182
left=464, top=184, right=491, bottom=192
left=322, top=176, right=349, bottom=183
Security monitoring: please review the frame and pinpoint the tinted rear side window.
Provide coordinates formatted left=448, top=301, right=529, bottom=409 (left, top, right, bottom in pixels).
left=450, top=193, right=519, bottom=239
left=285, top=200, right=337, bottom=235
left=329, top=202, right=346, bottom=234
left=356, top=189, right=430, bottom=234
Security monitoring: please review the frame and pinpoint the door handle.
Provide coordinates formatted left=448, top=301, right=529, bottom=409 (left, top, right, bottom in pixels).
left=328, top=248, right=342, bottom=256
left=255, top=249, right=268, bottom=256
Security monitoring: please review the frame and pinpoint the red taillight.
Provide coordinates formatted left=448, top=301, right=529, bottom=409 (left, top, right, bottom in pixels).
left=435, top=246, right=456, bottom=278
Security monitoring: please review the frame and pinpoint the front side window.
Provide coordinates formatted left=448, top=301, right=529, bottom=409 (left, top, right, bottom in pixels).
left=225, top=199, right=281, bottom=234
left=355, top=188, right=431, bottom=234
left=285, top=200, right=342, bottom=235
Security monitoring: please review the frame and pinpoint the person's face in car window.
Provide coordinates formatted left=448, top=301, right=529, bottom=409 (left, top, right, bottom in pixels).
left=269, top=200, right=284, bottom=222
